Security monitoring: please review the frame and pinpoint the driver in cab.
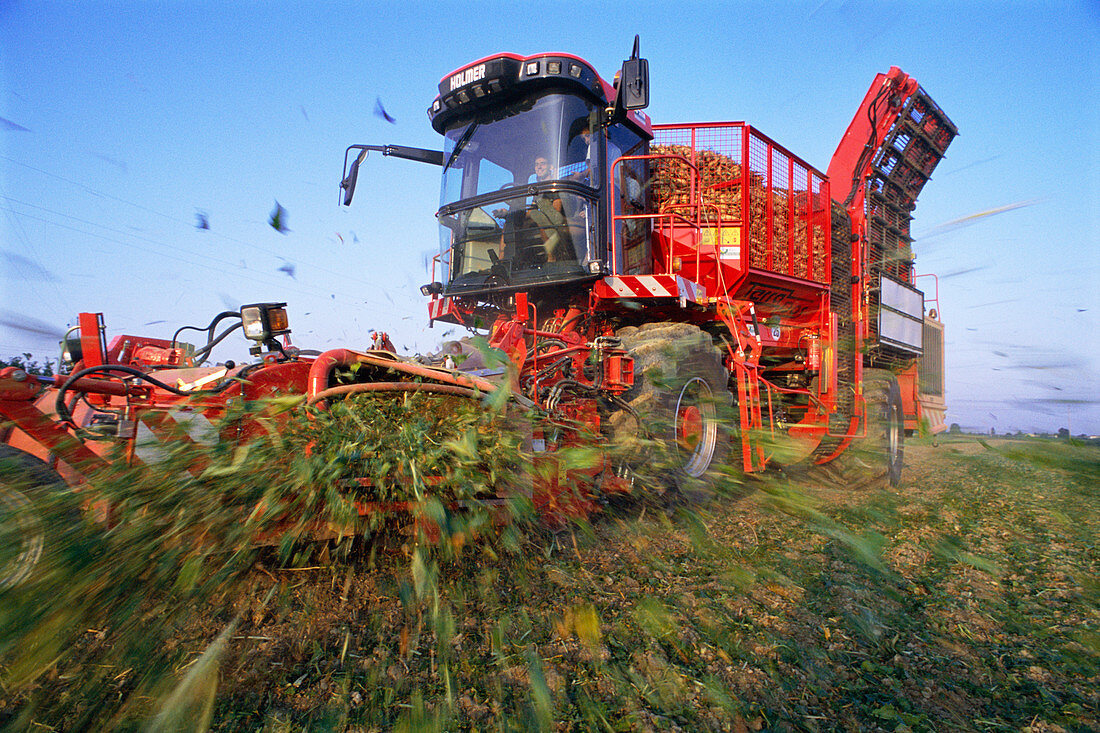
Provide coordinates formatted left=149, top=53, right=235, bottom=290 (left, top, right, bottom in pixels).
left=527, top=155, right=570, bottom=262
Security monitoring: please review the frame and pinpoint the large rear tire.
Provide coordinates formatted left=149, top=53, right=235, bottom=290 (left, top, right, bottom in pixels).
left=0, top=445, right=71, bottom=589
left=610, top=323, right=730, bottom=500
left=800, top=368, right=904, bottom=489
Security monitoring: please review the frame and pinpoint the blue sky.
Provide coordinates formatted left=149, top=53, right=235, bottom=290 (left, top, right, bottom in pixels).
left=2, top=0, right=1097, bottom=434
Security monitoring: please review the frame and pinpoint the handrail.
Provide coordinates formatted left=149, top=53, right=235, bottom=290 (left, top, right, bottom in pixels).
left=914, top=272, right=941, bottom=320
left=609, top=156, right=747, bottom=283
left=609, top=152, right=705, bottom=275
left=610, top=211, right=702, bottom=275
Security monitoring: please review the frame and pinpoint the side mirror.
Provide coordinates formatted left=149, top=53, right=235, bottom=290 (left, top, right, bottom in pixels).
left=341, top=144, right=445, bottom=205
left=612, top=35, right=649, bottom=116
left=619, top=57, right=649, bottom=111
left=341, top=147, right=367, bottom=206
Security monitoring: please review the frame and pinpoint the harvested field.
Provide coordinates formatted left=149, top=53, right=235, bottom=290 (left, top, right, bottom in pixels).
left=1, top=434, right=1098, bottom=731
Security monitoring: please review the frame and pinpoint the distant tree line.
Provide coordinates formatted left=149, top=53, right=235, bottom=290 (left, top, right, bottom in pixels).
left=0, top=353, right=55, bottom=377
left=945, top=422, right=1096, bottom=444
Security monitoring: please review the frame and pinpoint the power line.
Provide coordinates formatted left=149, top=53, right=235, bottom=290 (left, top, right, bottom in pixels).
left=1, top=208, right=73, bottom=319
left=0, top=201, right=404, bottom=313
left=0, top=154, right=180, bottom=222
left=0, top=154, right=410, bottom=296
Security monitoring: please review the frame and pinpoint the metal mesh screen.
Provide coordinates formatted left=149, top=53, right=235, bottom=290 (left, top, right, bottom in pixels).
left=866, top=87, right=957, bottom=285
left=919, top=319, right=945, bottom=397
left=651, top=125, right=744, bottom=222
left=652, top=123, right=828, bottom=284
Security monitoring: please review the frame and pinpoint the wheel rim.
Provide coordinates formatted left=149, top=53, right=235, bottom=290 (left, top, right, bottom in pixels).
left=0, top=483, right=44, bottom=588
left=887, top=400, right=901, bottom=466
left=674, top=377, right=718, bottom=477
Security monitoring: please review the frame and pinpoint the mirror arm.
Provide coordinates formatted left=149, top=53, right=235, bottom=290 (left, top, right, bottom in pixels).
left=382, top=145, right=444, bottom=166
left=341, top=144, right=445, bottom=206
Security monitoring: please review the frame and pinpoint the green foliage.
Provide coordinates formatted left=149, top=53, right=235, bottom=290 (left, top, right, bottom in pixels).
left=304, top=391, right=523, bottom=507
left=144, top=617, right=239, bottom=732
left=0, top=386, right=534, bottom=728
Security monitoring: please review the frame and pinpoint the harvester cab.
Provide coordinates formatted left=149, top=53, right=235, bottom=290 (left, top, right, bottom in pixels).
left=427, top=43, right=654, bottom=314
left=342, top=39, right=655, bottom=327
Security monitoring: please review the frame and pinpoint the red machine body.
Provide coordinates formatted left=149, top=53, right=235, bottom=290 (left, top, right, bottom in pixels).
left=2, top=47, right=956, bottom=543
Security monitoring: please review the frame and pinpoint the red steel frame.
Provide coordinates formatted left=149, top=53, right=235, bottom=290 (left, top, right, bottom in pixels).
left=592, top=122, right=840, bottom=469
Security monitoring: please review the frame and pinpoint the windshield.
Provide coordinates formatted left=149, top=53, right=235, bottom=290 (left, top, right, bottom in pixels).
left=440, top=92, right=600, bottom=205
left=439, top=191, right=597, bottom=293
left=437, top=91, right=603, bottom=294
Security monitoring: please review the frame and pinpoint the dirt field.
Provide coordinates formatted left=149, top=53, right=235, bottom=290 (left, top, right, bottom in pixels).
left=3, top=436, right=1098, bottom=731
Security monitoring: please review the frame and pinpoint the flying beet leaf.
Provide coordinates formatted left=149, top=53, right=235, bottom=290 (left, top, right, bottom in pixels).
left=269, top=201, right=289, bottom=234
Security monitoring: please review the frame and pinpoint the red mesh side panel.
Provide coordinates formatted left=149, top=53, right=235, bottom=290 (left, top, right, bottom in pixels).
left=746, top=131, right=827, bottom=283
left=746, top=134, right=768, bottom=269
left=792, top=159, right=810, bottom=279
left=771, top=149, right=791, bottom=275
left=652, top=123, right=829, bottom=285
left=810, top=175, right=829, bottom=283
left=651, top=126, right=744, bottom=222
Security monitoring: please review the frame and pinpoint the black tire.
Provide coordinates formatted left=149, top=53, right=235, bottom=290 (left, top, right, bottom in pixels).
left=0, top=445, right=70, bottom=589
left=610, top=323, right=730, bottom=500
left=789, top=369, right=904, bottom=489
left=868, top=369, right=905, bottom=487
left=834, top=369, right=904, bottom=487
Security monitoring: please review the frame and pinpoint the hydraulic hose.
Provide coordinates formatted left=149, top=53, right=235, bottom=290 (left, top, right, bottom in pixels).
left=189, top=322, right=243, bottom=363
left=172, top=311, right=242, bottom=349
left=54, top=364, right=222, bottom=426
